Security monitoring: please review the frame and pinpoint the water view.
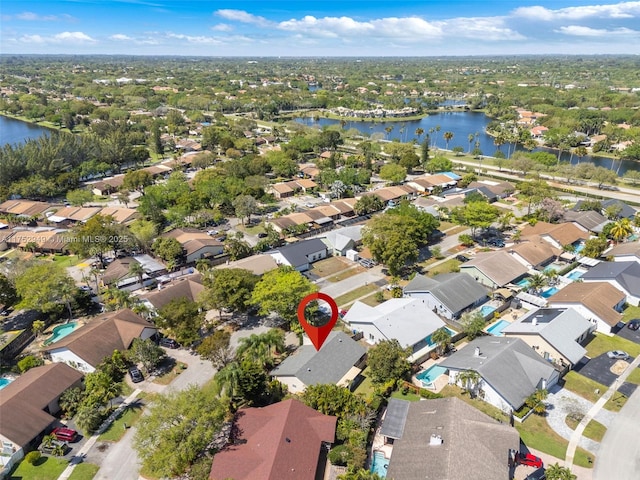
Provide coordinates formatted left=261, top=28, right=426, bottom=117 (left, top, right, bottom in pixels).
left=295, top=112, right=635, bottom=175
left=0, top=115, right=51, bottom=146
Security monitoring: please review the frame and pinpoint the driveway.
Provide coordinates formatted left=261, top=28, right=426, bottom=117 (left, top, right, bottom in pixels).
left=319, top=268, right=386, bottom=300
left=615, top=323, right=640, bottom=344
left=573, top=353, right=633, bottom=387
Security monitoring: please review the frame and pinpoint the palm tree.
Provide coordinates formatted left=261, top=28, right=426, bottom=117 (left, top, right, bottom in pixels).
left=443, top=131, right=454, bottom=150
left=545, top=463, right=577, bottom=480
left=415, top=127, right=424, bottom=143
left=58, top=282, right=76, bottom=320
left=384, top=126, right=393, bottom=140
left=528, top=273, right=547, bottom=294
left=544, top=268, right=559, bottom=286
left=573, top=146, right=588, bottom=164
left=32, top=320, right=46, bottom=338
left=610, top=218, right=633, bottom=243
left=129, top=261, right=145, bottom=287
left=468, top=133, right=475, bottom=154
left=525, top=388, right=548, bottom=416
left=431, top=327, right=452, bottom=356
left=434, top=125, right=441, bottom=148
left=214, top=361, right=242, bottom=398
left=457, top=369, right=481, bottom=398
left=236, top=329, right=285, bottom=369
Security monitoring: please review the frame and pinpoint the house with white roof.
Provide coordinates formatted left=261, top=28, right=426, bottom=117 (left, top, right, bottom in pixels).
left=403, top=273, right=488, bottom=320
left=321, top=225, right=363, bottom=256
left=342, top=298, right=446, bottom=363
left=502, top=307, right=593, bottom=369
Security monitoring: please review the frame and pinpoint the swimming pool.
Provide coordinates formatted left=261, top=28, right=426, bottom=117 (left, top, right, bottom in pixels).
left=370, top=451, right=389, bottom=478
left=544, top=262, right=565, bottom=273
left=44, top=322, right=79, bottom=346
left=566, top=269, right=586, bottom=281
left=0, top=377, right=14, bottom=390
left=516, top=278, right=530, bottom=287
left=480, top=305, right=497, bottom=317
left=426, top=327, right=457, bottom=346
left=416, top=364, right=447, bottom=385
left=541, top=287, right=559, bottom=298
left=487, top=319, right=510, bottom=336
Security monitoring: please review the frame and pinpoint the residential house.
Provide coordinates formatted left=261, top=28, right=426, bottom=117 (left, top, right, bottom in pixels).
left=530, top=125, right=549, bottom=138
left=162, top=228, right=224, bottom=264
left=140, top=273, right=204, bottom=312
left=100, top=255, right=166, bottom=290
left=267, top=238, right=327, bottom=272
left=0, top=363, right=83, bottom=473
left=439, top=336, right=560, bottom=412
left=268, top=183, right=295, bottom=199
left=403, top=273, right=488, bottom=320
left=606, top=241, right=640, bottom=264
left=46, top=206, right=102, bottom=225
left=298, top=163, right=320, bottom=179
left=209, top=399, right=336, bottom=480
left=215, top=254, right=278, bottom=275
left=7, top=228, right=70, bottom=254
left=43, top=309, right=157, bottom=373
left=384, top=397, right=520, bottom=480
left=460, top=251, right=529, bottom=289
left=98, top=207, right=140, bottom=225
left=343, top=298, right=446, bottom=363
left=581, top=261, right=640, bottom=306
left=322, top=225, right=363, bottom=256
left=468, top=180, right=515, bottom=199
left=508, top=235, right=560, bottom=270
left=562, top=210, right=609, bottom=234
left=520, top=221, right=589, bottom=250
left=0, top=199, right=52, bottom=219
left=547, top=282, right=625, bottom=335
left=270, top=332, right=366, bottom=394
left=89, top=175, right=125, bottom=196
left=502, top=308, right=593, bottom=369
left=407, top=174, right=457, bottom=194
left=572, top=199, right=637, bottom=220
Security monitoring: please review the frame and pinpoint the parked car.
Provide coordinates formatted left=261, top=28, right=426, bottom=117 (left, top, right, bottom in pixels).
left=525, top=467, right=546, bottom=480
left=52, top=427, right=78, bottom=443
left=339, top=309, right=348, bottom=318
left=627, top=319, right=640, bottom=331
left=215, top=235, right=227, bottom=242
left=128, top=366, right=144, bottom=383
left=455, top=254, right=470, bottom=262
left=257, top=232, right=268, bottom=238
left=516, top=452, right=543, bottom=468
left=159, top=337, right=179, bottom=349
left=606, top=350, right=629, bottom=360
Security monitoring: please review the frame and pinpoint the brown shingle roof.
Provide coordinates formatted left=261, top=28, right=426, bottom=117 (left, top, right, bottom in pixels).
left=0, top=363, right=83, bottom=448
left=548, top=282, right=624, bottom=327
left=511, top=235, right=560, bottom=267
left=209, top=399, right=336, bottom=480
left=461, top=250, right=529, bottom=286
left=99, top=207, right=140, bottom=224
left=521, top=221, right=588, bottom=246
left=386, top=397, right=519, bottom=480
left=43, top=309, right=156, bottom=368
left=0, top=200, right=51, bottom=216
left=141, top=274, right=204, bottom=310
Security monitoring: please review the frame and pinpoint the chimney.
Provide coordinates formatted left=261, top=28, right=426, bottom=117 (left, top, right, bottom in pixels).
left=429, top=434, right=443, bottom=446
left=474, top=346, right=481, bottom=357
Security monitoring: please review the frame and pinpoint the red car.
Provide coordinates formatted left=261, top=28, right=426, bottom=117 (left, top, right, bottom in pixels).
left=52, top=427, right=78, bottom=443
left=516, top=452, right=543, bottom=468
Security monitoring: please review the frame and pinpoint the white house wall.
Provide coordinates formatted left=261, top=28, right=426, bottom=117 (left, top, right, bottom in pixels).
left=274, top=375, right=305, bottom=394
left=448, top=369, right=515, bottom=413
left=48, top=348, right=96, bottom=373
left=305, top=248, right=327, bottom=263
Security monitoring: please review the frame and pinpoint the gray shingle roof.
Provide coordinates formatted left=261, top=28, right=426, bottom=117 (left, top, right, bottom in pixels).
left=439, top=337, right=556, bottom=409
left=269, top=238, right=327, bottom=268
left=380, top=398, right=410, bottom=440
left=386, top=397, right=519, bottom=480
left=461, top=251, right=529, bottom=286
left=270, top=332, right=365, bottom=387
left=404, top=273, right=488, bottom=315
left=503, top=308, right=589, bottom=364
left=581, top=261, right=640, bottom=296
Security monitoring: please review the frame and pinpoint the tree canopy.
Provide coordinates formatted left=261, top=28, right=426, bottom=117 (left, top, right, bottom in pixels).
left=367, top=339, right=412, bottom=384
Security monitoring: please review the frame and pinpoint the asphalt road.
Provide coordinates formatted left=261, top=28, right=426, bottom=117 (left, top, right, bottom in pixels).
left=593, top=387, right=640, bottom=480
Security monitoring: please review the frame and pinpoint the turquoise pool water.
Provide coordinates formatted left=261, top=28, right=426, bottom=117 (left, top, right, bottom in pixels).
left=426, top=327, right=457, bottom=346
left=487, top=319, right=510, bottom=336
left=566, top=269, right=586, bottom=281
left=541, top=287, right=559, bottom=298
left=480, top=305, right=497, bottom=317
left=44, top=322, right=79, bottom=346
left=0, top=377, right=13, bottom=390
left=544, top=262, right=564, bottom=273
left=574, top=242, right=585, bottom=253
left=370, top=451, right=389, bottom=478
left=416, top=364, right=447, bottom=385
left=517, top=278, right=530, bottom=287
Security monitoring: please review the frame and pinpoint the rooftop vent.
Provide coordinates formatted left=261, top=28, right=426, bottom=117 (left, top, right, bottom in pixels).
left=429, top=434, right=443, bottom=446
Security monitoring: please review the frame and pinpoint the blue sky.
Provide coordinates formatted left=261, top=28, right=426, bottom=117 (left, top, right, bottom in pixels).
left=1, top=1, right=639, bottom=56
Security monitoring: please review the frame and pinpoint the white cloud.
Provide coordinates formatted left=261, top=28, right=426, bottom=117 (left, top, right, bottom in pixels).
left=110, top=33, right=133, bottom=41
left=211, top=23, right=233, bottom=32
left=513, top=2, right=640, bottom=21
left=166, top=33, right=224, bottom=45
left=557, top=25, right=639, bottom=36
left=19, top=31, right=96, bottom=44
left=435, top=17, right=525, bottom=41
left=14, top=11, right=74, bottom=22
left=215, top=9, right=271, bottom=27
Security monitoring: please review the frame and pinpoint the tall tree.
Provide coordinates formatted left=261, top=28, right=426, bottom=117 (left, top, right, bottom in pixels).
left=232, top=194, right=258, bottom=226
left=367, top=339, right=412, bottom=384
left=157, top=297, right=204, bottom=346
left=200, top=268, right=259, bottom=315
left=15, top=263, right=76, bottom=314
left=197, top=330, right=234, bottom=369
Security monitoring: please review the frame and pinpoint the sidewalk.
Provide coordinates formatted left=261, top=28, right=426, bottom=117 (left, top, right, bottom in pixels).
left=57, top=388, right=142, bottom=480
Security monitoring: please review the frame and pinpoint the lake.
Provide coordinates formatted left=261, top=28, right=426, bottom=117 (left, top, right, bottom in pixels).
left=0, top=115, right=51, bottom=146
left=295, top=112, right=636, bottom=175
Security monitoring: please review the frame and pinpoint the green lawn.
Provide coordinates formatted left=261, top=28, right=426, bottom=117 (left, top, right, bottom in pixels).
left=427, top=259, right=461, bottom=277
left=565, top=417, right=607, bottom=442
left=604, top=391, right=629, bottom=412
left=326, top=267, right=364, bottom=283
left=9, top=456, right=68, bottom=480
left=622, top=305, right=640, bottom=322
left=584, top=333, right=640, bottom=358
left=353, top=366, right=375, bottom=399
left=359, top=290, right=392, bottom=307
left=515, top=414, right=594, bottom=468
left=67, top=463, right=100, bottom=480
left=625, top=367, right=640, bottom=385
left=439, top=385, right=510, bottom=423
left=562, top=371, right=607, bottom=403
left=97, top=400, right=145, bottom=442
left=390, top=390, right=422, bottom=402
left=334, top=284, right=379, bottom=307
left=50, top=254, right=79, bottom=268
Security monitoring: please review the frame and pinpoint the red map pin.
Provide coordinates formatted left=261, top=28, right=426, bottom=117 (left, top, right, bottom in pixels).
left=297, top=292, right=339, bottom=351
